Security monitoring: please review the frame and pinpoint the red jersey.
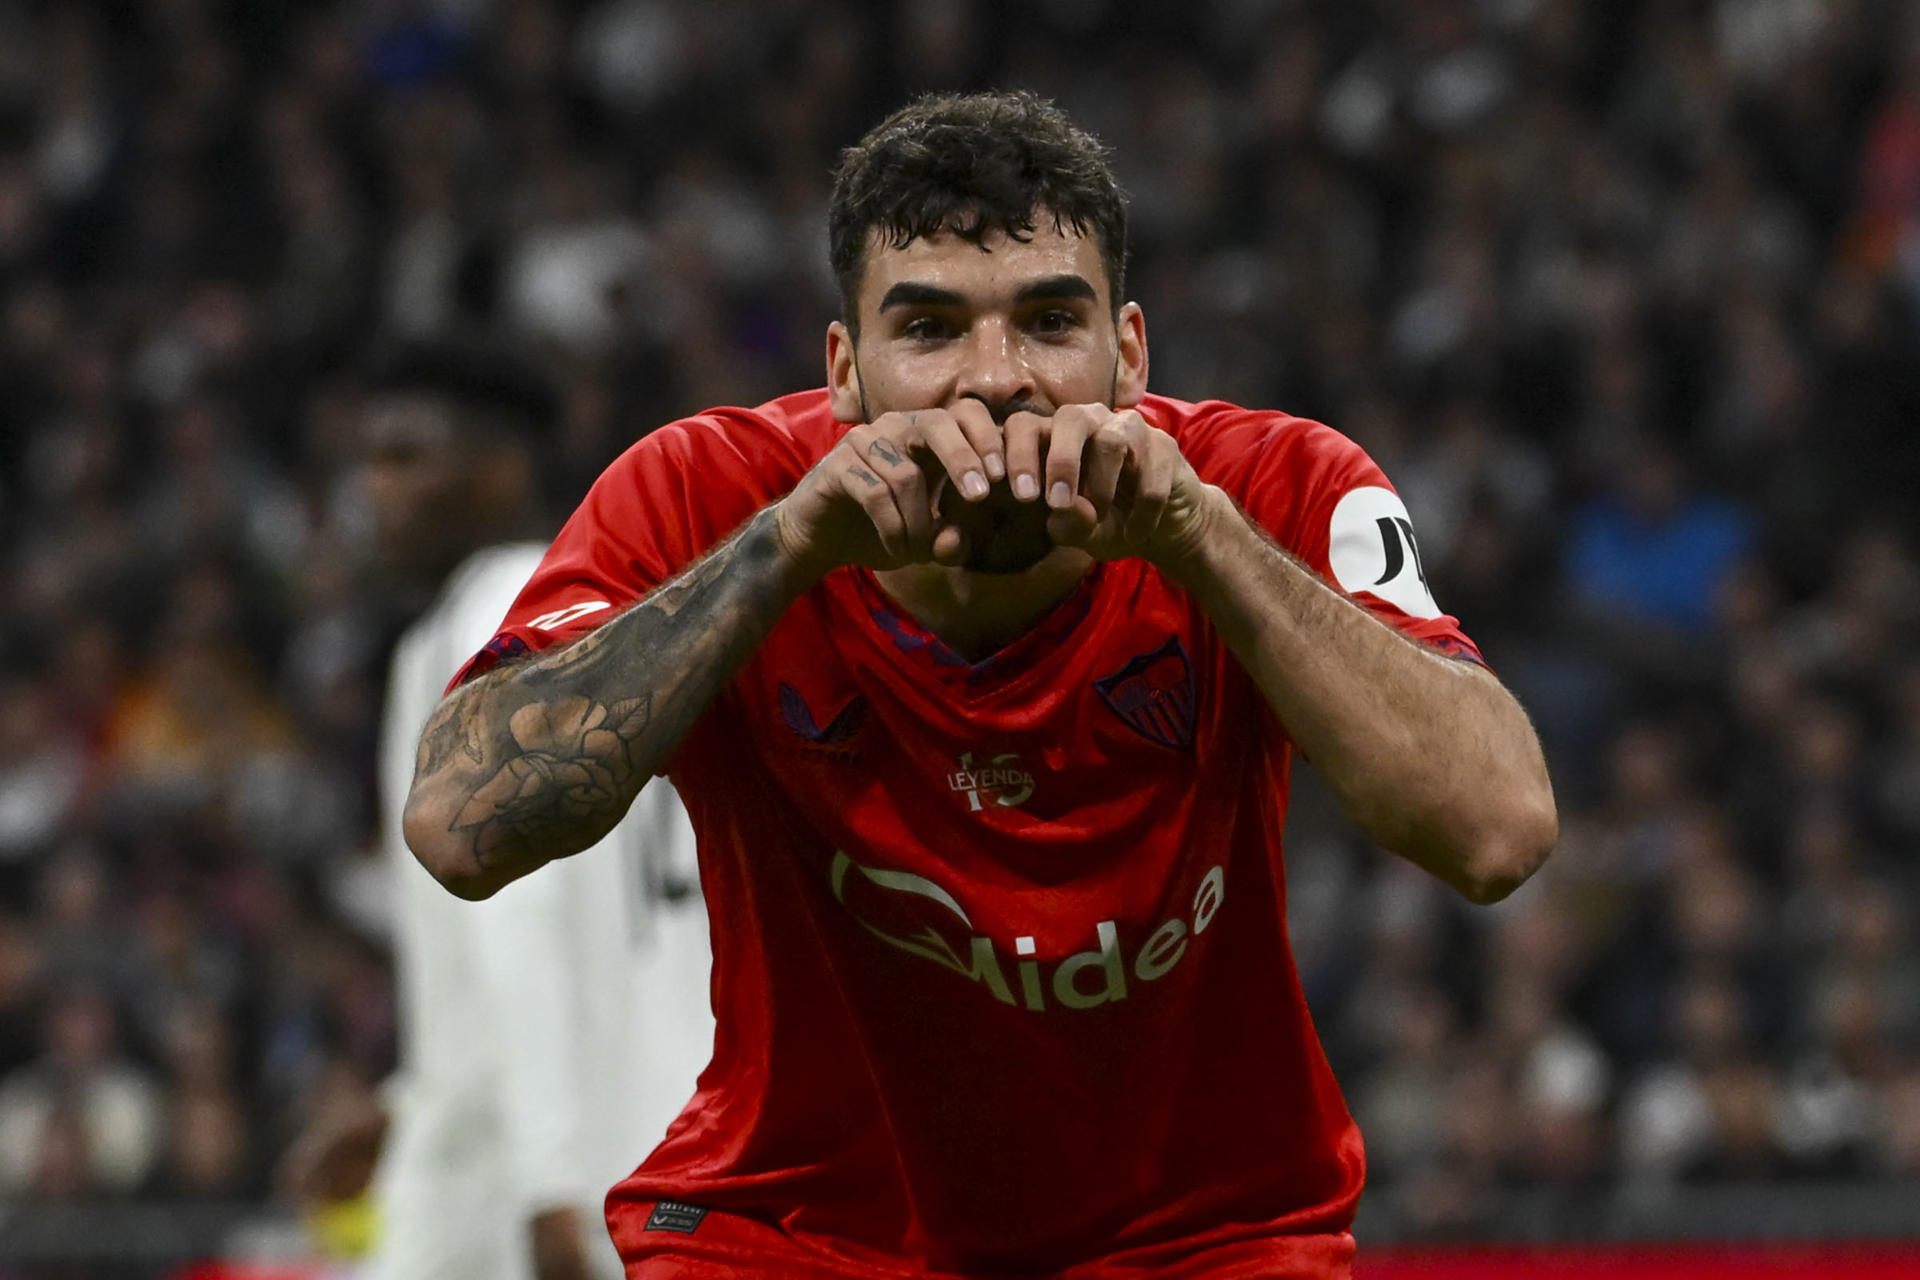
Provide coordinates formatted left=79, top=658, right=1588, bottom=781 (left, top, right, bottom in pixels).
left=460, top=389, right=1483, bottom=1279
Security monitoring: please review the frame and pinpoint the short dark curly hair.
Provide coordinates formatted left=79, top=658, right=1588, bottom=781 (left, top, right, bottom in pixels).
left=828, top=90, right=1128, bottom=335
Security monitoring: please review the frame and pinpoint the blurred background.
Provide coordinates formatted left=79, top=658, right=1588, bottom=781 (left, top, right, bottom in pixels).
left=0, top=0, right=1916, bottom=1274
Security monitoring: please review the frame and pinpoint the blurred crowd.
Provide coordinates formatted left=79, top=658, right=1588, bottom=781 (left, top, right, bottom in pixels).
left=0, top=0, right=1916, bottom=1248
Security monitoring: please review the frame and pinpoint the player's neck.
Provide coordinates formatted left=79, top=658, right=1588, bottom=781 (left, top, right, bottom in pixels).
left=871, top=548, right=1094, bottom=662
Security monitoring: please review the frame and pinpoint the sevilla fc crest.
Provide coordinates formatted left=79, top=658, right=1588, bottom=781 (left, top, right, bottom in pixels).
left=1094, top=636, right=1196, bottom=750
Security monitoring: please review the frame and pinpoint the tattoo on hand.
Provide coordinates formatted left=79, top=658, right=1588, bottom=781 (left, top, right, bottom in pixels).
left=850, top=465, right=882, bottom=487
left=866, top=439, right=904, bottom=467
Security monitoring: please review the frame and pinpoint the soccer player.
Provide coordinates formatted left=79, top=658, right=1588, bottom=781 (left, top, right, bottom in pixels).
left=403, top=93, right=1558, bottom=1278
left=289, top=341, right=713, bottom=1280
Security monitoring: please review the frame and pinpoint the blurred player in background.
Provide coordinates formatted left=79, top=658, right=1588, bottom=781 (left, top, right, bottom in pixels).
left=402, top=93, right=1557, bottom=1279
left=286, top=340, right=712, bottom=1280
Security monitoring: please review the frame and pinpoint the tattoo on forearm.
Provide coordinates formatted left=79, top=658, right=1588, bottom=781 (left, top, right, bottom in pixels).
left=409, top=508, right=795, bottom=876
left=417, top=710, right=465, bottom=776
left=417, top=706, right=490, bottom=777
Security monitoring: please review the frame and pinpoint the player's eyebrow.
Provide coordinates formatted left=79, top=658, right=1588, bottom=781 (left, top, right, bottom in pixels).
left=1012, top=274, right=1098, bottom=307
left=878, top=282, right=966, bottom=311
left=876, top=275, right=1099, bottom=313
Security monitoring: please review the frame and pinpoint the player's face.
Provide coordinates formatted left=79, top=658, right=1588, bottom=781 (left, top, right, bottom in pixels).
left=360, top=394, right=469, bottom=577
left=830, top=223, right=1145, bottom=421
left=827, top=223, right=1148, bottom=573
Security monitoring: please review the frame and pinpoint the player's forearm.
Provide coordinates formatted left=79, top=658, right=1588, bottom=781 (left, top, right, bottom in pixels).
left=1160, top=488, right=1557, bottom=903
left=404, top=507, right=809, bottom=899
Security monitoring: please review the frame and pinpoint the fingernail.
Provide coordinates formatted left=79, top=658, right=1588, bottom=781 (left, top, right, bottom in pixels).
left=1049, top=481, right=1072, bottom=509
left=984, top=453, right=1006, bottom=481
left=961, top=471, right=989, bottom=501
left=1014, top=473, right=1039, bottom=501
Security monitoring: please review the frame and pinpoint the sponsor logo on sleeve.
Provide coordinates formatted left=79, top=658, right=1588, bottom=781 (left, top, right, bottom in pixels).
left=1326, top=486, right=1442, bottom=619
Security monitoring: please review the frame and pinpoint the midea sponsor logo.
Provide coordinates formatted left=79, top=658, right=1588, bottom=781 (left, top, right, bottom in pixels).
left=829, top=851, right=1225, bottom=1013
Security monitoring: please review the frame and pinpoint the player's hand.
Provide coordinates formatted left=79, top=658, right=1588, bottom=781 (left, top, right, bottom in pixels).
left=773, top=404, right=1004, bottom=579
left=1002, top=405, right=1217, bottom=565
left=277, top=1078, right=388, bottom=1205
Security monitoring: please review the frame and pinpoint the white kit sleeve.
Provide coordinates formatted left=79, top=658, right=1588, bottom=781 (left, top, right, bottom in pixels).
left=446, top=544, right=601, bottom=1215
left=466, top=865, right=598, bottom=1213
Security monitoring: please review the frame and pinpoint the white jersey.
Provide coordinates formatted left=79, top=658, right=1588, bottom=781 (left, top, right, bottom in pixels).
left=368, top=544, right=713, bottom=1280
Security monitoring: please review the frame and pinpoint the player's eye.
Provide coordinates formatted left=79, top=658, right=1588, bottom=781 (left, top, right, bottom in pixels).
left=1028, top=308, right=1081, bottom=337
left=901, top=314, right=959, bottom=342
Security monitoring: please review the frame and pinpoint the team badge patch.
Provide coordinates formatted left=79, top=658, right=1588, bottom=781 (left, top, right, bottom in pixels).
left=1094, top=637, right=1196, bottom=750
left=644, top=1200, right=708, bottom=1233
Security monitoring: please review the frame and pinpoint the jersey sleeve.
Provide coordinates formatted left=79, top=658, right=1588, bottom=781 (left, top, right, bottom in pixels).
left=1204, top=408, right=1485, bottom=666
left=449, top=410, right=816, bottom=690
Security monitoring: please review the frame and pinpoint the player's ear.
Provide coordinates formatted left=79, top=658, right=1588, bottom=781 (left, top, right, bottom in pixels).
left=827, top=321, right=864, bottom=422
left=1112, top=301, right=1148, bottom=409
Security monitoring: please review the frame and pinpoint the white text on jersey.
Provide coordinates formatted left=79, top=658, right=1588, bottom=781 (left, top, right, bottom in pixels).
left=945, top=751, right=1035, bottom=810
left=830, top=850, right=1225, bottom=1012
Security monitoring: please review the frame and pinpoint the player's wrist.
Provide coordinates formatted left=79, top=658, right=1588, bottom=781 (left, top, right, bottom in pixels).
left=1145, top=483, right=1231, bottom=577
left=766, top=500, right=837, bottom=591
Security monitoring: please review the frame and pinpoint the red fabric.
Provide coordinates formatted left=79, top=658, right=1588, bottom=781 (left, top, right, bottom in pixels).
left=467, top=390, right=1480, bottom=1277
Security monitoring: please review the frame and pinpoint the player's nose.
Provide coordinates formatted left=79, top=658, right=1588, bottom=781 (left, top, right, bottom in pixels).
left=951, top=317, right=1034, bottom=412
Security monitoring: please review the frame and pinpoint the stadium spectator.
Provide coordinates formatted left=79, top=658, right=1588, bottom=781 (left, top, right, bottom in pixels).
left=0, top=982, right=163, bottom=1196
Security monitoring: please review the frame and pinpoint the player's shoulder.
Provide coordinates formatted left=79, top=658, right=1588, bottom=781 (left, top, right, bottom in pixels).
left=1140, top=393, right=1374, bottom=494
left=611, top=388, right=843, bottom=484
left=570, top=388, right=843, bottom=542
